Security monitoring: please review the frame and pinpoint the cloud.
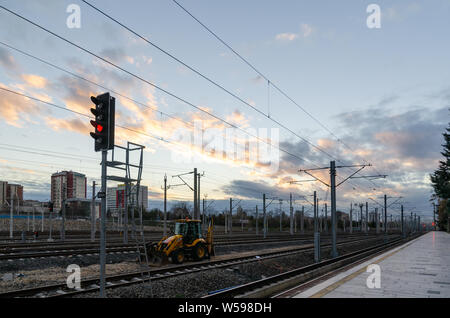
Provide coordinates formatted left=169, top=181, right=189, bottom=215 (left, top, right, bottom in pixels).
left=21, top=74, right=48, bottom=88
left=45, top=116, right=91, bottom=135
left=275, top=33, right=298, bottom=41
left=301, top=23, right=313, bottom=37
left=0, top=83, right=45, bottom=127
left=0, top=47, right=20, bottom=72
left=275, top=23, right=314, bottom=42
left=221, top=179, right=292, bottom=200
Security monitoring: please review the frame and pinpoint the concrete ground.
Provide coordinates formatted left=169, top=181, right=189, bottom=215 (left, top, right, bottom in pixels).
left=292, top=231, right=450, bottom=298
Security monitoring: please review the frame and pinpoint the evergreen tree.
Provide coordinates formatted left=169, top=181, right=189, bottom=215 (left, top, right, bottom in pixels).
left=430, top=118, right=450, bottom=230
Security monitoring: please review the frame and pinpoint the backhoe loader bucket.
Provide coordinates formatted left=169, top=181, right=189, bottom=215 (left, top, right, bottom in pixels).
left=146, top=243, right=169, bottom=267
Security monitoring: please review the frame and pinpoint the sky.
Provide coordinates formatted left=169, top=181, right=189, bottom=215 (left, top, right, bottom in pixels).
left=0, top=0, right=449, bottom=221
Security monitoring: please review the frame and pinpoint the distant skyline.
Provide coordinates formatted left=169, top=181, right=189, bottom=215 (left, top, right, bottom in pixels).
left=0, top=1, right=449, bottom=220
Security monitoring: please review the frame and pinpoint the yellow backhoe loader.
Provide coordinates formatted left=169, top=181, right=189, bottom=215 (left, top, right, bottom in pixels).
left=147, top=218, right=214, bottom=266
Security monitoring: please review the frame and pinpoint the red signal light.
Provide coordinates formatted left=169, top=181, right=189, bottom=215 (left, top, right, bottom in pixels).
left=90, top=120, right=104, bottom=132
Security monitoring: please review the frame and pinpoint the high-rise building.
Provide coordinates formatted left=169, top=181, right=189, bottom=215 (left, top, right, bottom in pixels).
left=0, top=181, right=7, bottom=206
left=6, top=183, right=23, bottom=204
left=51, top=171, right=87, bottom=211
left=106, top=184, right=148, bottom=214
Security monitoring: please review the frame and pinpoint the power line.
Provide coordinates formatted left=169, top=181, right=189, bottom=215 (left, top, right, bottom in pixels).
left=171, top=0, right=384, bottom=177
left=0, top=5, right=381, bottom=197
left=0, top=40, right=195, bottom=132
left=79, top=0, right=351, bottom=165
left=0, top=6, right=323, bottom=171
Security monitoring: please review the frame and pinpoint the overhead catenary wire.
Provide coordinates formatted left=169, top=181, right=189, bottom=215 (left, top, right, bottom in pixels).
left=89, top=1, right=384, bottom=195
left=79, top=0, right=357, bottom=167
left=0, top=6, right=330, bottom=174
left=0, top=5, right=387, bottom=201
left=169, top=0, right=385, bottom=194
left=170, top=0, right=384, bottom=178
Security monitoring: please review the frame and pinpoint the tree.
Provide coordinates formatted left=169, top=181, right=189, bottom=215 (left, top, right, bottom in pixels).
left=170, top=202, right=190, bottom=219
left=430, top=117, right=450, bottom=231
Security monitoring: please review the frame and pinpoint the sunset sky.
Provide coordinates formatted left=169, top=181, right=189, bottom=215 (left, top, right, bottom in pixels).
left=0, top=0, right=449, bottom=220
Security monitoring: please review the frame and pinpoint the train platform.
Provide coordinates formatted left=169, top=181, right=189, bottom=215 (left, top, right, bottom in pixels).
left=292, top=231, right=450, bottom=298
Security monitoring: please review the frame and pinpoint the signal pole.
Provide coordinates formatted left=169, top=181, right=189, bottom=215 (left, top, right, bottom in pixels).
left=99, top=149, right=107, bottom=298
left=91, top=181, right=96, bottom=242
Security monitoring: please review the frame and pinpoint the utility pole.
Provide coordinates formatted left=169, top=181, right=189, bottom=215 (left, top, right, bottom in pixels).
left=91, top=181, right=96, bottom=242
left=350, top=203, right=353, bottom=234
left=162, top=175, right=168, bottom=237
left=48, top=201, right=53, bottom=242
left=313, top=190, right=320, bottom=262
left=365, top=202, right=368, bottom=234
left=359, top=204, right=363, bottom=232
left=193, top=168, right=198, bottom=219
left=376, top=208, right=379, bottom=234
left=300, top=206, right=304, bottom=234
left=330, top=161, right=337, bottom=258
left=263, top=194, right=267, bottom=239
left=197, top=173, right=201, bottom=221
left=290, top=193, right=293, bottom=235
left=279, top=199, right=282, bottom=233
left=41, top=208, right=44, bottom=233
left=9, top=195, right=13, bottom=239
left=202, top=197, right=205, bottom=234
left=313, top=191, right=318, bottom=233
left=229, top=198, right=232, bottom=235
left=324, top=203, right=328, bottom=233
left=32, top=206, right=35, bottom=233
left=61, top=200, right=65, bottom=241
left=255, top=205, right=259, bottom=235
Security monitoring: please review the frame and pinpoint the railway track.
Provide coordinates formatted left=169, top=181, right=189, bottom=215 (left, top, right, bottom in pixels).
left=203, top=233, right=423, bottom=298
left=0, top=234, right=381, bottom=261
left=0, top=235, right=399, bottom=298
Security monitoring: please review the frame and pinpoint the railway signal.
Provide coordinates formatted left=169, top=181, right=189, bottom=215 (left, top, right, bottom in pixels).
left=89, top=92, right=115, bottom=152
